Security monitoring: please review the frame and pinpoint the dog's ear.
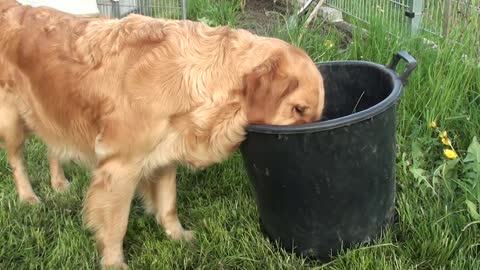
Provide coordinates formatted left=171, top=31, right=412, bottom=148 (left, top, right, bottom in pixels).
left=243, top=52, right=298, bottom=124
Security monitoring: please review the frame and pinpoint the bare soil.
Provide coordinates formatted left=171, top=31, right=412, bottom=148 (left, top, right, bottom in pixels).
left=237, top=0, right=286, bottom=35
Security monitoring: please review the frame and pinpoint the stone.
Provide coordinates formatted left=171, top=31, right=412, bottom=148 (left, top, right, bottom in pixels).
left=319, top=6, right=343, bottom=22
left=274, top=0, right=309, bottom=9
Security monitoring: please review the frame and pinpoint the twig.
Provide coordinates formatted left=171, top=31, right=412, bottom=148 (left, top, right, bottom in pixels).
left=352, top=90, right=366, bottom=113
left=297, top=0, right=326, bottom=45
left=304, top=0, right=326, bottom=28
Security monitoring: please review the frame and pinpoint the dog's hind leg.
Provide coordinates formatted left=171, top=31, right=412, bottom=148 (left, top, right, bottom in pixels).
left=0, top=104, right=40, bottom=204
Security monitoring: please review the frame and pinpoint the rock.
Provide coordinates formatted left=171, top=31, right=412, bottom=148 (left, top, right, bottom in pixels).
left=319, top=6, right=343, bottom=22
left=274, top=0, right=308, bottom=9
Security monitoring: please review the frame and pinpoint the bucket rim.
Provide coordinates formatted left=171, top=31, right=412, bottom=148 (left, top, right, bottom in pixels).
left=245, top=60, right=403, bottom=134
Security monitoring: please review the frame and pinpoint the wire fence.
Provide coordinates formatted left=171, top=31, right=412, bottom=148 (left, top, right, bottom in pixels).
left=96, top=0, right=186, bottom=19
left=422, top=0, right=480, bottom=37
left=326, top=0, right=411, bottom=35
left=325, top=0, right=480, bottom=38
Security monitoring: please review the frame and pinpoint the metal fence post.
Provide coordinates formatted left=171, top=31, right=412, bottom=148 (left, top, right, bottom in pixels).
left=406, top=0, right=424, bottom=35
left=442, top=0, right=452, bottom=37
left=182, top=0, right=187, bottom=20
left=112, top=0, right=120, bottom=18
left=138, top=0, right=152, bottom=17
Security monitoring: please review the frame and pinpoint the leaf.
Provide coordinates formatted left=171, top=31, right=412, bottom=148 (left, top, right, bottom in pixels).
left=411, top=141, right=425, bottom=166
left=465, top=136, right=480, bottom=162
left=409, top=167, right=436, bottom=193
left=465, top=200, right=480, bottom=221
left=432, top=159, right=459, bottom=196
left=463, top=136, right=480, bottom=186
left=410, top=167, right=428, bottom=181
left=465, top=136, right=480, bottom=163
left=442, top=158, right=460, bottom=179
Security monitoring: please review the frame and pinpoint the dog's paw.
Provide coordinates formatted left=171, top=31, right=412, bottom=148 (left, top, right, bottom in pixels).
left=167, top=229, right=195, bottom=242
left=51, top=177, right=70, bottom=192
left=102, top=262, right=128, bottom=270
left=19, top=193, right=40, bottom=204
left=100, top=248, right=127, bottom=270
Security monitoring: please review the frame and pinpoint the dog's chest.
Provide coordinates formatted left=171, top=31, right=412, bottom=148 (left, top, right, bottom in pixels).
left=141, top=112, right=247, bottom=171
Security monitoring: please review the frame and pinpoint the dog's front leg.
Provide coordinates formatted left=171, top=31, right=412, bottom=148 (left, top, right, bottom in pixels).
left=139, top=165, right=194, bottom=241
left=83, top=159, right=141, bottom=270
left=48, top=155, right=70, bottom=192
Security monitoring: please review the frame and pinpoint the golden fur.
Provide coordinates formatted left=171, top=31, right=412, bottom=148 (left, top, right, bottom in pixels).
left=0, top=0, right=324, bottom=268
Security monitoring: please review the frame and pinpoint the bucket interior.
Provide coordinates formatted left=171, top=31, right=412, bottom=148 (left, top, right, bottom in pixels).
left=318, top=63, right=395, bottom=122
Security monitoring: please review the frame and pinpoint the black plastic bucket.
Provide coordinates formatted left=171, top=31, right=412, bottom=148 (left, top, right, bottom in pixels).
left=239, top=51, right=417, bottom=259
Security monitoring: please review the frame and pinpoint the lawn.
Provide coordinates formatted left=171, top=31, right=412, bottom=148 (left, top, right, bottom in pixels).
left=1, top=0, right=480, bottom=269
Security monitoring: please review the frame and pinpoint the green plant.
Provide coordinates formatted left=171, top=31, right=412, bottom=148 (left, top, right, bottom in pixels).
left=188, top=0, right=242, bottom=26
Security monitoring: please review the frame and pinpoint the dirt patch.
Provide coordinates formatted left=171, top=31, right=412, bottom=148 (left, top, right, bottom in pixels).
left=237, top=1, right=352, bottom=52
left=237, top=0, right=287, bottom=35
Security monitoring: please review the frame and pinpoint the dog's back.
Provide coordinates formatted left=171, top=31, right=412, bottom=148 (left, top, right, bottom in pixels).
left=0, top=3, right=179, bottom=159
left=0, top=1, right=76, bottom=203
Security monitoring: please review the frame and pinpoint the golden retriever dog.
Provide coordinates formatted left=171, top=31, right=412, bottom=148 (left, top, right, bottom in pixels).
left=0, top=0, right=324, bottom=268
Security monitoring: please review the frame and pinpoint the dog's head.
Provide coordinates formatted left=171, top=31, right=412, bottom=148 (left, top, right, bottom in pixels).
left=242, top=40, right=324, bottom=125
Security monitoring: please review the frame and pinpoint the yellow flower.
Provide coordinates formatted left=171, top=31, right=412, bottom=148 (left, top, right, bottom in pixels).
left=441, top=137, right=451, bottom=146
left=429, top=121, right=437, bottom=129
left=440, top=130, right=448, bottom=139
left=324, top=40, right=334, bottom=49
left=443, top=149, right=458, bottom=159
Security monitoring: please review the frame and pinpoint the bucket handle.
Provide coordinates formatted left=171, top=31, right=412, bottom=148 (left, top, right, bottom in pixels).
left=386, top=51, right=417, bottom=84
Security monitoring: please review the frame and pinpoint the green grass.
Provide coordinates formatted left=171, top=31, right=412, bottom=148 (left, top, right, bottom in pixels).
left=187, top=0, right=243, bottom=26
left=150, top=0, right=182, bottom=19
left=1, top=1, right=480, bottom=269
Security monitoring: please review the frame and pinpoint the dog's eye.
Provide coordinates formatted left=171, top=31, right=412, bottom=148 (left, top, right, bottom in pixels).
left=294, top=105, right=306, bottom=116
